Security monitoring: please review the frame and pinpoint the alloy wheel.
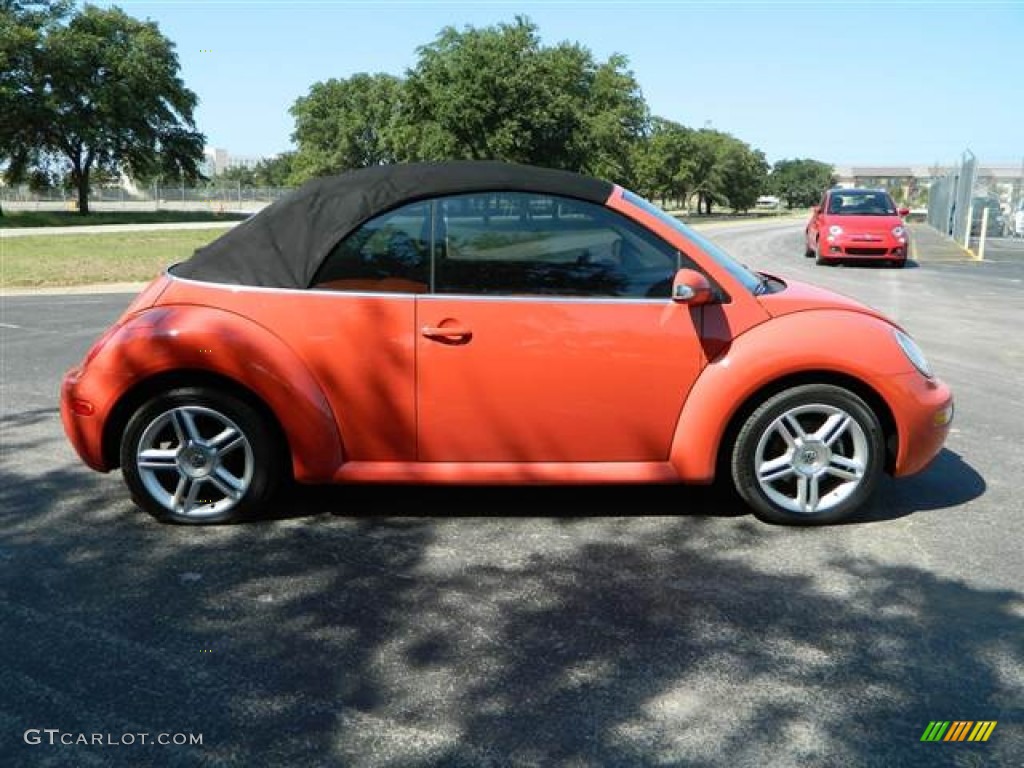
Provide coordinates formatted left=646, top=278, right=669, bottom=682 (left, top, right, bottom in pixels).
left=753, top=403, right=869, bottom=515
left=135, top=405, right=254, bottom=520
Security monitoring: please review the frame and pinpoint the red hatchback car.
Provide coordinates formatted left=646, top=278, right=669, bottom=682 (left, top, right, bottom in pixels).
left=806, top=188, right=911, bottom=267
left=61, top=162, right=953, bottom=526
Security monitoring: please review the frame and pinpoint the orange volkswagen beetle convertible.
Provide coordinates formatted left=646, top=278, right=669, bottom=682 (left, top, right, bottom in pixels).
left=61, top=162, right=953, bottom=525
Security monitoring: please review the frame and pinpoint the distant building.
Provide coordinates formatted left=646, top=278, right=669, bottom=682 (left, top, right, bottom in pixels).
left=202, top=147, right=265, bottom=177
left=834, top=163, right=1024, bottom=209
left=225, top=154, right=263, bottom=171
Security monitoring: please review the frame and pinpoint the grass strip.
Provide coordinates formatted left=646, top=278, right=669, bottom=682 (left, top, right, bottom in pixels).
left=1, top=228, right=231, bottom=287
left=0, top=210, right=248, bottom=228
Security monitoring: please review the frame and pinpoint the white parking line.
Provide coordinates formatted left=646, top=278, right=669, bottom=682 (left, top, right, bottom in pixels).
left=0, top=322, right=23, bottom=329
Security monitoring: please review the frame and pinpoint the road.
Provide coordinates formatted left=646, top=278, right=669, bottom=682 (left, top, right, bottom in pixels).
left=1, top=220, right=1022, bottom=767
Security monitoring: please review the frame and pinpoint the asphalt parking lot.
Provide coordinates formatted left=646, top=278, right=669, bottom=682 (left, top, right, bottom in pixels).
left=1, top=220, right=1022, bottom=767
left=972, top=233, right=1024, bottom=262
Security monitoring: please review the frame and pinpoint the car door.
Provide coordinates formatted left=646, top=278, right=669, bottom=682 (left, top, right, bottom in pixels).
left=416, top=191, right=707, bottom=463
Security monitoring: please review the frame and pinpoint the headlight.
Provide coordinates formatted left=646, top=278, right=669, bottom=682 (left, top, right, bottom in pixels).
left=892, top=226, right=905, bottom=237
left=894, top=329, right=933, bottom=378
left=828, top=225, right=843, bottom=236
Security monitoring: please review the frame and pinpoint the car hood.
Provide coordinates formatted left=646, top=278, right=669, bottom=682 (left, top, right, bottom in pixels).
left=756, top=277, right=891, bottom=323
left=823, top=214, right=902, bottom=233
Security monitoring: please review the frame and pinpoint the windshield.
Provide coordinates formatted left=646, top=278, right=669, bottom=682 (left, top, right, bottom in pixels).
left=827, top=191, right=897, bottom=216
left=620, top=190, right=763, bottom=294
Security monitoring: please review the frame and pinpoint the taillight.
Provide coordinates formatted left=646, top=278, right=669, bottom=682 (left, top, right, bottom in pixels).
left=70, top=398, right=95, bottom=415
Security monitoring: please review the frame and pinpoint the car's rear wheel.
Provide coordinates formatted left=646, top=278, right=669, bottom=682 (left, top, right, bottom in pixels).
left=809, top=237, right=819, bottom=260
left=731, top=384, right=884, bottom=525
left=120, top=387, right=282, bottom=524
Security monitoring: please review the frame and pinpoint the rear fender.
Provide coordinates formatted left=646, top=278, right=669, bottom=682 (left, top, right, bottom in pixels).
left=90, top=305, right=343, bottom=481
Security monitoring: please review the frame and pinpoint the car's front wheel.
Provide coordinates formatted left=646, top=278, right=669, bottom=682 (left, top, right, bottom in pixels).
left=120, top=387, right=282, bottom=524
left=813, top=241, right=832, bottom=266
left=731, top=384, right=884, bottom=525
left=804, top=235, right=815, bottom=258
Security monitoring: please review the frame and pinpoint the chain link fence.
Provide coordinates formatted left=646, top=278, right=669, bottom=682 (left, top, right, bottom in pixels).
left=0, top=184, right=293, bottom=213
left=928, top=152, right=1024, bottom=248
left=927, top=150, right=977, bottom=243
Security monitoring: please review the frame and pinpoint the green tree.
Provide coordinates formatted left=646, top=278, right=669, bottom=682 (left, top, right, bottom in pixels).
left=400, top=18, right=556, bottom=163
left=397, top=17, right=646, bottom=183
left=215, top=165, right=258, bottom=186
left=216, top=157, right=295, bottom=189
left=688, top=129, right=728, bottom=215
left=714, top=139, right=769, bottom=213
left=650, top=129, right=768, bottom=215
left=769, top=158, right=836, bottom=209
left=632, top=118, right=697, bottom=206
left=575, top=51, right=648, bottom=185
left=633, top=121, right=767, bottom=214
left=1, top=4, right=204, bottom=214
left=253, top=152, right=295, bottom=187
left=0, top=1, right=73, bottom=215
left=289, top=73, right=403, bottom=182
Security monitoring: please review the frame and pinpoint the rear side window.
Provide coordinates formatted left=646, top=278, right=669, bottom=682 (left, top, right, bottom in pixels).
left=311, top=202, right=430, bottom=293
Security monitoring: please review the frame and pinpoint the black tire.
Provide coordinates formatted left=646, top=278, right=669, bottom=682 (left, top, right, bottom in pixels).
left=730, top=384, right=884, bottom=525
left=804, top=238, right=815, bottom=258
left=120, top=386, right=282, bottom=524
left=813, top=240, right=830, bottom=266
left=892, top=259, right=906, bottom=269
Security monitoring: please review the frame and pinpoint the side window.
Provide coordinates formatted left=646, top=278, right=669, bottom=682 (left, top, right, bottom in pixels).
left=435, top=192, right=684, bottom=298
left=311, top=202, right=430, bottom=293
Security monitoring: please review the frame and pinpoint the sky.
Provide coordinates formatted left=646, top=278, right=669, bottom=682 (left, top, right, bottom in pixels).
left=89, top=1, right=1024, bottom=167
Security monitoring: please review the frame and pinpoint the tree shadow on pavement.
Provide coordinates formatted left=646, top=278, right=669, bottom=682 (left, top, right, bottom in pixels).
left=2, top=415, right=1015, bottom=767
left=427, top=527, right=1022, bottom=766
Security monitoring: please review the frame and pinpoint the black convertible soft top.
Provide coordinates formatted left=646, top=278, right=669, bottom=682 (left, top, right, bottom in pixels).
left=171, top=161, right=615, bottom=289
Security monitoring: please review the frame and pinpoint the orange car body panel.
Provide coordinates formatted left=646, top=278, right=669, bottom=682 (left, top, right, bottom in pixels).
left=668, top=308, right=952, bottom=482
left=60, top=294, right=344, bottom=480
left=334, top=460, right=680, bottom=485
left=416, top=296, right=703, bottom=462
left=156, top=279, right=418, bottom=464
left=60, top=186, right=952, bottom=489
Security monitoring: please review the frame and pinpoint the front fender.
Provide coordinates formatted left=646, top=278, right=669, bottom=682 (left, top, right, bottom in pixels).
left=670, top=309, right=914, bottom=482
left=85, top=305, right=343, bottom=481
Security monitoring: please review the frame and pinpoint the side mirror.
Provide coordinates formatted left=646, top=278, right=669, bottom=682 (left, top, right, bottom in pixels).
left=671, top=269, right=713, bottom=305
left=898, top=207, right=910, bottom=217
